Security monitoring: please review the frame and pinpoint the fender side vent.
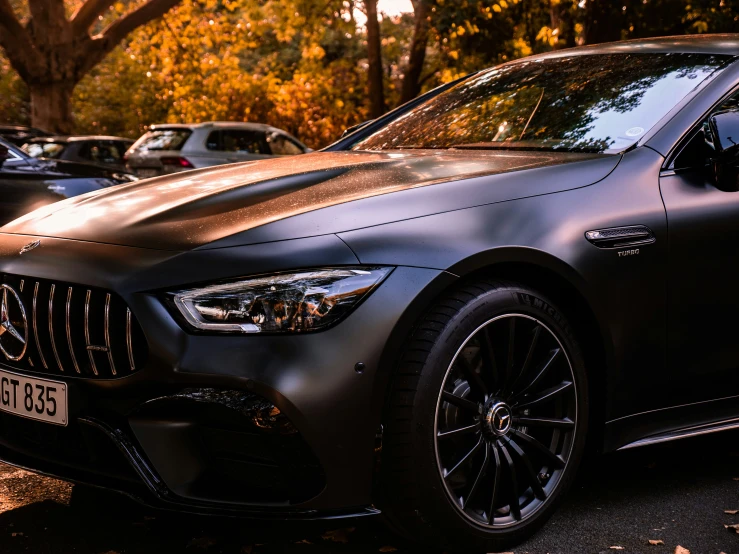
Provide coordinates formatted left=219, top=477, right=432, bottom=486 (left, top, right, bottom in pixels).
left=585, top=225, right=656, bottom=249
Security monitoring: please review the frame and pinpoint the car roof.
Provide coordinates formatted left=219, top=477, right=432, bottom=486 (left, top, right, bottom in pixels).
left=526, top=34, right=739, bottom=62
left=27, top=135, right=134, bottom=143
left=149, top=121, right=279, bottom=132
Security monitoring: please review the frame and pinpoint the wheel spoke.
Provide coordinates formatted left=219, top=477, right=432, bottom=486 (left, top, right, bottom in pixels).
left=437, top=423, right=479, bottom=440
left=510, top=429, right=565, bottom=469
left=505, top=318, right=516, bottom=388
left=487, top=443, right=502, bottom=524
left=456, top=353, right=489, bottom=398
left=505, top=325, right=541, bottom=396
left=444, top=437, right=483, bottom=481
left=442, top=391, right=480, bottom=413
left=478, top=326, right=500, bottom=390
left=515, top=347, right=561, bottom=397
left=463, top=442, right=490, bottom=509
left=515, top=380, right=573, bottom=410
left=504, top=437, right=546, bottom=500
left=499, top=443, right=521, bottom=520
left=514, top=416, right=575, bottom=430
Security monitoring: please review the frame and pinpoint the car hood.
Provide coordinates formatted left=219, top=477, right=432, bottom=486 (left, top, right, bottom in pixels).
left=0, top=150, right=619, bottom=251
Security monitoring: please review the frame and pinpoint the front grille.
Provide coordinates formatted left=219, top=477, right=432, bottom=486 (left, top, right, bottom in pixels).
left=0, top=274, right=147, bottom=378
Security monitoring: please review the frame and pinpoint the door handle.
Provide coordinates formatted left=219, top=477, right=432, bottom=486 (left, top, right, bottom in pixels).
left=585, top=225, right=655, bottom=249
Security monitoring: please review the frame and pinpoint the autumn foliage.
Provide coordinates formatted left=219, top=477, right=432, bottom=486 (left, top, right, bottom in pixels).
left=3, top=0, right=739, bottom=149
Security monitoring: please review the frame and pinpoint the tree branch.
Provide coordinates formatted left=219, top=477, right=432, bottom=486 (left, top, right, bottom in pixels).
left=79, top=0, right=182, bottom=77
left=71, top=0, right=111, bottom=37
left=0, top=0, right=38, bottom=81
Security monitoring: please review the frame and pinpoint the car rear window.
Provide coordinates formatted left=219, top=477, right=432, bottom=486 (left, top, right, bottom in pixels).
left=134, top=129, right=191, bottom=151
left=206, top=130, right=268, bottom=153
left=23, top=142, right=67, bottom=159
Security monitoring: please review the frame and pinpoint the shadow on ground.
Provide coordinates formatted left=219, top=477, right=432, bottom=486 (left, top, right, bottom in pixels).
left=0, top=431, right=737, bottom=554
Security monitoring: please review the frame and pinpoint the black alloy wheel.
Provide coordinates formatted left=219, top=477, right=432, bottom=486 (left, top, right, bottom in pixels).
left=435, top=313, right=577, bottom=528
left=380, top=280, right=588, bottom=553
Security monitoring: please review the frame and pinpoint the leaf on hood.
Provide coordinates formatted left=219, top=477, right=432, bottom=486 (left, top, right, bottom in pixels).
left=609, top=547, right=625, bottom=551
left=675, top=546, right=690, bottom=554
left=725, top=510, right=739, bottom=514
left=649, top=539, right=665, bottom=545
left=725, top=523, right=739, bottom=530
left=379, top=547, right=398, bottom=553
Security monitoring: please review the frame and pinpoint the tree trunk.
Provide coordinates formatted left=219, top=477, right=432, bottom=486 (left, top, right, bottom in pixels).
left=0, top=0, right=183, bottom=135
left=365, top=0, right=386, bottom=119
left=551, top=0, right=576, bottom=49
left=400, top=0, right=431, bottom=105
left=30, top=81, right=75, bottom=134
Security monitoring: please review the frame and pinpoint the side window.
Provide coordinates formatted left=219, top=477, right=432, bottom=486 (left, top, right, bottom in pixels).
left=267, top=133, right=304, bottom=155
left=87, top=141, right=123, bottom=164
left=672, top=89, right=739, bottom=171
left=206, top=130, right=267, bottom=153
left=672, top=129, right=712, bottom=171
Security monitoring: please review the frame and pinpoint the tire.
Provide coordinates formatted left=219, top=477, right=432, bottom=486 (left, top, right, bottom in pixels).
left=379, top=280, right=589, bottom=553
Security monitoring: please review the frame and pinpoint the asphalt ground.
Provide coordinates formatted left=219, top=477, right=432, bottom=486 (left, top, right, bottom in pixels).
left=0, top=429, right=736, bottom=554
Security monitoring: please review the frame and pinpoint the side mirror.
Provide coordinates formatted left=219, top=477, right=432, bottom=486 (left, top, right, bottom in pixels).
left=709, top=111, right=739, bottom=192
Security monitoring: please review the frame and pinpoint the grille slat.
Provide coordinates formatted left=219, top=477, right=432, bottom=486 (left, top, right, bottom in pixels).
left=1, top=275, right=147, bottom=379
left=48, top=284, right=65, bottom=373
left=32, top=282, right=48, bottom=370
left=84, top=289, right=98, bottom=376
left=104, top=293, right=117, bottom=376
left=66, top=287, right=81, bottom=374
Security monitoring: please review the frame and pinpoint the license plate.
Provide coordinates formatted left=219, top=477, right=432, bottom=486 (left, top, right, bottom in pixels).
left=136, top=168, right=159, bottom=178
left=0, top=369, right=67, bottom=426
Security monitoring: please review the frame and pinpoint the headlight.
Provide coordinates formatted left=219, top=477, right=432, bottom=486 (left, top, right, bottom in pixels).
left=172, top=267, right=392, bottom=333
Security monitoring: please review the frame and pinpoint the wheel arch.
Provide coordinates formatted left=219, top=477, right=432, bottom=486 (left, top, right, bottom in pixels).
left=375, top=248, right=612, bottom=463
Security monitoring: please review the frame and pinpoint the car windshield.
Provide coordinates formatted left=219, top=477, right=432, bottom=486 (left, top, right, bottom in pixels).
left=352, top=53, right=733, bottom=154
left=134, top=129, right=191, bottom=151
left=23, top=141, right=67, bottom=159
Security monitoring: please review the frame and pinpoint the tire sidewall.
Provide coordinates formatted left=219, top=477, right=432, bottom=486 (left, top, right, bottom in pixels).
left=405, top=284, right=589, bottom=551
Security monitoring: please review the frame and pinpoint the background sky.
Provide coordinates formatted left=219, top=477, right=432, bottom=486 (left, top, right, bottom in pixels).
left=354, top=0, right=413, bottom=25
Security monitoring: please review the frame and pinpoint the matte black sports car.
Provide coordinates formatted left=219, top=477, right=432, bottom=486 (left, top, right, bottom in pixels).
left=0, top=35, right=738, bottom=551
left=0, top=138, right=137, bottom=226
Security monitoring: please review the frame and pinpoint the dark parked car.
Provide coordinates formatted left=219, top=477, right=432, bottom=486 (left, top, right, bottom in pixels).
left=23, top=136, right=134, bottom=172
left=0, top=125, right=50, bottom=146
left=0, top=138, right=136, bottom=225
left=2, top=35, right=739, bottom=552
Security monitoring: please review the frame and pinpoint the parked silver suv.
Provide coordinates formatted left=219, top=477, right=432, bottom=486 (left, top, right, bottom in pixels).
left=125, top=122, right=310, bottom=177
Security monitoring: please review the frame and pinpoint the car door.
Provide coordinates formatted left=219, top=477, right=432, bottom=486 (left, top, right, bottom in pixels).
left=659, top=90, right=739, bottom=406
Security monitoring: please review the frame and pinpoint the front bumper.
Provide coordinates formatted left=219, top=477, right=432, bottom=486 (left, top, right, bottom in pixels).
left=0, top=233, right=453, bottom=517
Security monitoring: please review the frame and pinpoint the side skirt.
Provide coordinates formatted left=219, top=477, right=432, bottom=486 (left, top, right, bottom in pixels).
left=617, top=416, right=739, bottom=451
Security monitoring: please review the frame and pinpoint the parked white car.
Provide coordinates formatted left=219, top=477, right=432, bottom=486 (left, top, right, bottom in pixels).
left=125, top=122, right=310, bottom=177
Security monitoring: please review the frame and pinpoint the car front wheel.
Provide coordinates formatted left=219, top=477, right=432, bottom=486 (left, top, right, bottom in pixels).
left=380, top=280, right=589, bottom=552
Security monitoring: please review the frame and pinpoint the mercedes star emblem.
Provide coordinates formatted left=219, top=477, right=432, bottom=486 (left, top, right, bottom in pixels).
left=19, top=240, right=41, bottom=255
left=0, top=284, right=28, bottom=361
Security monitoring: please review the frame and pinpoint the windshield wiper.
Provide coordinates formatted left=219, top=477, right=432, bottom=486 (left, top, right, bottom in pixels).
left=448, top=142, right=603, bottom=154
